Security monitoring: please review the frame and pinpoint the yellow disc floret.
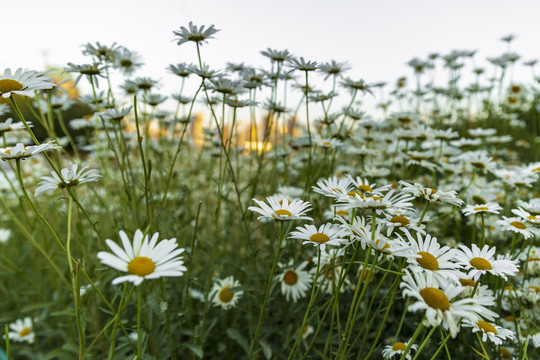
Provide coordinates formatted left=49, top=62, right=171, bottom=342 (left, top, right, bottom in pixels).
left=283, top=270, right=299, bottom=285
left=310, top=233, right=330, bottom=244
left=416, top=252, right=439, bottom=271
left=419, top=287, right=450, bottom=311
left=218, top=286, right=234, bottom=303
left=0, top=79, right=23, bottom=94
left=476, top=321, right=497, bottom=334
left=127, top=256, right=155, bottom=276
left=470, top=257, right=492, bottom=270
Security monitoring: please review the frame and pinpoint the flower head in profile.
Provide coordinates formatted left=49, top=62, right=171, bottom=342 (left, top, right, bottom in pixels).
left=462, top=203, right=502, bottom=216
left=496, top=216, right=537, bottom=240
left=211, top=276, right=243, bottom=310
left=463, top=319, right=515, bottom=345
left=289, top=223, right=348, bottom=251
left=0, top=118, right=32, bottom=133
left=0, top=68, right=55, bottom=98
left=173, top=22, right=220, bottom=46
left=401, top=271, right=497, bottom=338
left=249, top=198, right=312, bottom=222
left=35, top=164, right=101, bottom=196
left=97, top=229, right=187, bottom=286
left=382, top=340, right=418, bottom=360
left=4, top=317, right=35, bottom=344
left=0, top=142, right=61, bottom=161
left=454, top=244, right=519, bottom=280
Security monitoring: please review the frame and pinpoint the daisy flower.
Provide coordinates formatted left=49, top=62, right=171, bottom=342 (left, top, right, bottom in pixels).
left=211, top=276, right=243, bottom=310
left=4, top=317, right=35, bottom=344
left=0, top=68, right=55, bottom=98
left=382, top=340, right=418, bottom=360
left=454, top=244, right=519, bottom=280
left=99, top=106, right=132, bottom=122
left=399, top=181, right=464, bottom=207
left=338, top=190, right=414, bottom=215
left=312, top=175, right=353, bottom=199
left=97, top=229, right=187, bottom=286
left=462, top=203, right=502, bottom=216
left=289, top=223, right=348, bottom=251
left=0, top=142, right=61, bottom=161
left=35, top=164, right=101, bottom=196
left=0, top=118, right=31, bottom=133
left=404, top=232, right=462, bottom=282
left=496, top=216, right=537, bottom=239
left=463, top=319, right=515, bottom=345
left=384, top=213, right=426, bottom=236
left=276, top=261, right=313, bottom=303
left=248, top=198, right=312, bottom=222
left=173, top=22, right=220, bottom=46
left=512, top=208, right=540, bottom=225
left=347, top=175, right=392, bottom=195
left=401, top=271, right=497, bottom=338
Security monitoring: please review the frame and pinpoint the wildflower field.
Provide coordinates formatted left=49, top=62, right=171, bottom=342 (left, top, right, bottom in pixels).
left=1, top=23, right=540, bottom=360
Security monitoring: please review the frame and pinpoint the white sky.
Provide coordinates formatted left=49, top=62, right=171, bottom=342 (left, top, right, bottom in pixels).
left=4, top=0, right=540, bottom=118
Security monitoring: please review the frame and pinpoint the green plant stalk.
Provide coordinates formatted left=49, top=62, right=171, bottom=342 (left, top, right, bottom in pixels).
left=108, top=284, right=132, bottom=359
left=133, top=95, right=152, bottom=226
left=411, top=326, right=437, bottom=360
left=5, top=325, right=11, bottom=360
left=159, top=278, right=176, bottom=360
left=360, top=276, right=401, bottom=359
left=137, top=285, right=143, bottom=358
left=475, top=332, right=490, bottom=360
left=398, top=318, right=425, bottom=360
left=249, top=222, right=288, bottom=358
left=66, top=197, right=85, bottom=359
left=287, top=249, right=322, bottom=360
left=15, top=159, right=67, bottom=254
left=339, top=252, right=379, bottom=359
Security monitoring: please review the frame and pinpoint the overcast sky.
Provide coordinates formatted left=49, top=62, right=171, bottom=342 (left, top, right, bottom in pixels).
left=4, top=0, right=540, bottom=117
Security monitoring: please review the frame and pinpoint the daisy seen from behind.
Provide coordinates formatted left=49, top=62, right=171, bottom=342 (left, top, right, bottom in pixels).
left=462, top=202, right=503, bottom=216
left=211, top=276, right=243, bottom=310
left=97, top=229, right=187, bottom=286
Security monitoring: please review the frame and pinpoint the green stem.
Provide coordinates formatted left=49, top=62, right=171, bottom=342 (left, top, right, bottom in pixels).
left=250, top=222, right=288, bottom=358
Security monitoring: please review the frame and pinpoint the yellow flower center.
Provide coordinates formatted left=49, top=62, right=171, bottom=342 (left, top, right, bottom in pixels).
left=18, top=327, right=31, bottom=337
left=336, top=210, right=349, bottom=216
left=473, top=207, right=489, bottom=211
left=459, top=279, right=476, bottom=287
left=283, top=270, right=299, bottom=285
left=273, top=209, right=292, bottom=218
left=527, top=286, right=540, bottom=293
left=416, top=252, right=439, bottom=271
left=347, top=190, right=364, bottom=198
left=528, top=215, right=539, bottom=221
left=127, top=256, right=155, bottom=277
left=470, top=257, right=492, bottom=270
left=390, top=215, right=410, bottom=226
left=375, top=239, right=391, bottom=253
left=358, top=184, right=373, bottom=192
left=505, top=315, right=514, bottom=322
left=510, top=221, right=526, bottom=229
left=476, top=321, right=497, bottom=334
left=218, top=286, right=234, bottom=303
left=419, top=287, right=450, bottom=311
left=310, top=233, right=330, bottom=244
left=0, top=79, right=23, bottom=94
left=392, top=342, right=407, bottom=351
left=532, top=167, right=540, bottom=172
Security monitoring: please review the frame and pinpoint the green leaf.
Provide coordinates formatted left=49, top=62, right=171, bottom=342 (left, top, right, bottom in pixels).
left=259, top=339, right=272, bottom=360
left=226, top=328, right=249, bottom=355
left=184, top=343, right=203, bottom=358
